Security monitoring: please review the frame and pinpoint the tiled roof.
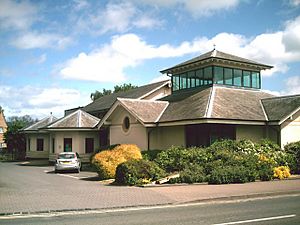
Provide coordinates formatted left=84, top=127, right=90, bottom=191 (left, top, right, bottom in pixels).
left=23, top=114, right=57, bottom=131
left=47, top=110, right=99, bottom=129
left=0, top=111, right=7, bottom=128
left=160, top=50, right=272, bottom=74
left=83, top=80, right=170, bottom=115
left=159, top=85, right=274, bottom=123
left=262, top=94, right=300, bottom=122
left=118, top=98, right=168, bottom=123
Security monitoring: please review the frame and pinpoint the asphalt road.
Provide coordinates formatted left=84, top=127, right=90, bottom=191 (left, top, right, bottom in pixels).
left=1, top=195, right=299, bottom=225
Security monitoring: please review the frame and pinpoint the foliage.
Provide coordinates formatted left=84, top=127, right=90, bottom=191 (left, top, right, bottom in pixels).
left=284, top=141, right=300, bottom=174
left=91, top=144, right=142, bottom=179
left=4, top=115, right=37, bottom=161
left=115, top=159, right=166, bottom=185
left=179, top=164, right=206, bottom=184
left=207, top=165, right=256, bottom=184
left=273, top=166, right=291, bottom=180
left=142, top=149, right=164, bottom=161
left=90, top=83, right=138, bottom=101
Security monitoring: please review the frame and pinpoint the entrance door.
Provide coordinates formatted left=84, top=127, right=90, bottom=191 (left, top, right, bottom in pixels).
left=64, top=138, right=72, bottom=152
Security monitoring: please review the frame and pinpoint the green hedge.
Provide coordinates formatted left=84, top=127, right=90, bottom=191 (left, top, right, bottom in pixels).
left=284, top=141, right=300, bottom=174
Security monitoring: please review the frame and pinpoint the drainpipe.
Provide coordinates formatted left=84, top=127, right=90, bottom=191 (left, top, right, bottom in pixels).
left=147, top=123, right=158, bottom=151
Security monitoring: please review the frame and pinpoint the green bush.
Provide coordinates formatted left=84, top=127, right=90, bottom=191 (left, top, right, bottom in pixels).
left=284, top=141, right=300, bottom=174
left=179, top=164, right=206, bottom=183
left=142, top=149, right=164, bottom=161
left=207, top=165, right=256, bottom=184
left=257, top=160, right=274, bottom=181
left=115, top=159, right=166, bottom=185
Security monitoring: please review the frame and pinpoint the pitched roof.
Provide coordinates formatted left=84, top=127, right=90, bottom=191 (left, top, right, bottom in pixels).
left=160, top=49, right=272, bottom=74
left=23, top=114, right=57, bottom=131
left=159, top=85, right=274, bottom=123
left=47, top=109, right=99, bottom=129
left=0, top=111, right=7, bottom=128
left=262, top=94, right=300, bottom=122
left=83, top=80, right=170, bottom=115
left=118, top=98, right=169, bottom=124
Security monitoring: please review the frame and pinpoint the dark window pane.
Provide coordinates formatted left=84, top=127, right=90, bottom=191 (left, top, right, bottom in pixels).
left=214, top=66, right=223, bottom=84
left=224, top=68, right=233, bottom=85
left=204, top=67, right=213, bottom=84
left=52, top=138, right=55, bottom=153
left=188, top=71, right=196, bottom=88
left=196, top=69, right=203, bottom=86
left=243, top=71, right=251, bottom=87
left=64, top=138, right=72, bottom=152
left=180, top=73, right=187, bottom=89
left=37, top=138, right=44, bottom=151
left=251, top=72, right=260, bottom=88
left=233, top=69, right=242, bottom=86
left=85, top=138, right=94, bottom=154
left=172, top=75, right=180, bottom=91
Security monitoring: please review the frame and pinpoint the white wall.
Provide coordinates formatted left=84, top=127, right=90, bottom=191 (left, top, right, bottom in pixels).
left=236, top=125, right=265, bottom=142
left=26, top=133, right=50, bottom=159
left=281, top=110, right=300, bottom=148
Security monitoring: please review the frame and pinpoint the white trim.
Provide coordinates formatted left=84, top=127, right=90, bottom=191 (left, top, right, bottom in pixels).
left=279, top=106, right=300, bottom=125
left=155, top=102, right=169, bottom=123
left=260, top=100, right=269, bottom=121
left=205, top=86, right=215, bottom=117
left=137, top=80, right=171, bottom=100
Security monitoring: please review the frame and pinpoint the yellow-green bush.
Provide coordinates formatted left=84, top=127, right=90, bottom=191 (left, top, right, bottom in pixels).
left=91, top=144, right=142, bottom=179
left=273, top=166, right=291, bottom=180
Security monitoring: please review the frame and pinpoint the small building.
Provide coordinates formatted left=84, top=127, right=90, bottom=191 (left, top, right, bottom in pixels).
left=23, top=114, right=57, bottom=159
left=0, top=107, right=8, bottom=150
left=98, top=50, right=300, bottom=149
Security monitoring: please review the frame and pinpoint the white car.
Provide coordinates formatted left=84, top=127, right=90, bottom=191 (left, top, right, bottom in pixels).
left=55, top=152, right=81, bottom=173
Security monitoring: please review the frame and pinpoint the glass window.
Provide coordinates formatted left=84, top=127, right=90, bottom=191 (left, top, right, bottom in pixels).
left=214, top=66, right=223, bottom=84
left=224, top=68, right=233, bottom=85
left=180, top=73, right=187, bottom=89
left=172, top=75, right=180, bottom=91
left=188, top=71, right=196, bottom=88
left=204, top=67, right=213, bottom=84
left=251, top=72, right=260, bottom=89
left=64, top=138, right=72, bottom=152
left=52, top=138, right=55, bottom=153
left=28, top=138, right=31, bottom=151
left=196, top=69, right=203, bottom=86
left=37, top=138, right=44, bottom=151
left=122, top=116, right=130, bottom=132
left=243, top=71, right=251, bottom=87
left=233, top=69, right=242, bottom=86
left=85, top=138, right=94, bottom=153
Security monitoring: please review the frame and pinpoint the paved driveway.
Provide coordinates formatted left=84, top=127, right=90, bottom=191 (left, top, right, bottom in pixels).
left=0, top=162, right=172, bottom=214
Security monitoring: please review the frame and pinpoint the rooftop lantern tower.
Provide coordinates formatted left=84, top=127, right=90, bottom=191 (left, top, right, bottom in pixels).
left=160, top=49, right=273, bottom=92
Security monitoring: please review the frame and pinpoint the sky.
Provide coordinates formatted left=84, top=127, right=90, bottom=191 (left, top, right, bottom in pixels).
left=0, top=0, right=300, bottom=120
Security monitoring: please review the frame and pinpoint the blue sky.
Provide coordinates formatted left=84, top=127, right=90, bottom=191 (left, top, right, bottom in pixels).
left=0, top=0, right=300, bottom=119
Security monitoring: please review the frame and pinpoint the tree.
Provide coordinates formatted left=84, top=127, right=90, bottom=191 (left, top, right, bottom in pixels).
left=4, top=115, right=37, bottom=160
left=90, top=83, right=138, bottom=101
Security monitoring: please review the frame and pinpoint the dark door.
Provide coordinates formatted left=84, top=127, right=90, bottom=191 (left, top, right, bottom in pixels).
left=64, top=138, right=72, bottom=152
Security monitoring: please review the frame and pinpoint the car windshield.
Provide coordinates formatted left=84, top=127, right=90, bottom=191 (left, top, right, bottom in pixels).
left=58, top=154, right=75, bottom=159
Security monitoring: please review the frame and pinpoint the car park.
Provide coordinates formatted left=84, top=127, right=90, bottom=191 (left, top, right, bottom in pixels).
left=54, top=152, right=81, bottom=173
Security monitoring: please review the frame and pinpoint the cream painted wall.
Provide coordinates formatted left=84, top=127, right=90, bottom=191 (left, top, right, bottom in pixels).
left=281, top=110, right=300, bottom=148
left=108, top=106, right=148, bottom=150
left=149, top=126, right=185, bottom=150
left=236, top=125, right=265, bottom=142
left=25, top=133, right=50, bottom=159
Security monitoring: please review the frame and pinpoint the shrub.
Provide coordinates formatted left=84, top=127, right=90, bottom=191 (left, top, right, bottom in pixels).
left=91, top=144, right=142, bottom=179
left=142, top=149, right=164, bottom=161
left=273, top=166, right=291, bottom=179
left=284, top=141, right=300, bottom=174
left=179, top=164, right=206, bottom=183
left=207, top=165, right=256, bottom=184
left=115, top=159, right=166, bottom=185
left=257, top=160, right=274, bottom=181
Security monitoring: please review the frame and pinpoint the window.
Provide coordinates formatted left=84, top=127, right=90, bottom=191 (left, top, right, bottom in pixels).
left=243, top=71, right=251, bottom=87
left=233, top=69, right=242, bottom=86
left=85, top=138, right=94, bottom=153
left=180, top=73, right=187, bottom=89
left=188, top=71, right=196, bottom=88
left=122, top=116, right=130, bottom=132
left=224, top=68, right=233, bottom=85
left=36, top=138, right=44, bottom=151
left=204, top=67, right=213, bottom=84
left=195, top=69, right=203, bottom=86
left=28, top=138, right=31, bottom=151
left=52, top=138, right=55, bottom=153
left=251, top=72, right=260, bottom=89
left=172, top=75, right=180, bottom=91
left=64, top=138, right=72, bottom=152
left=214, top=66, right=223, bottom=84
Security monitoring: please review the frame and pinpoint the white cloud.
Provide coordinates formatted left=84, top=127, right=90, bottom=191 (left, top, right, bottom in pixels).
left=0, top=85, right=89, bottom=119
left=283, top=76, right=300, bottom=95
left=0, top=0, right=38, bottom=30
left=289, top=0, right=300, bottom=6
left=11, top=32, right=73, bottom=49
